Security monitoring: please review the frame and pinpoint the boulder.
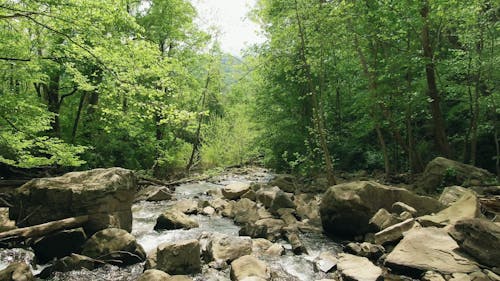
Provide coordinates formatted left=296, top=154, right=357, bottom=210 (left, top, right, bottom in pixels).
left=345, top=242, right=384, bottom=261
left=135, top=185, right=173, bottom=202
left=256, top=186, right=281, bottom=208
left=449, top=218, right=500, bottom=268
left=10, top=168, right=136, bottom=234
left=232, top=198, right=271, bottom=224
left=294, top=194, right=322, bottom=226
left=254, top=186, right=295, bottom=214
left=32, top=227, right=87, bottom=263
left=202, top=206, right=216, bottom=216
left=264, top=244, right=284, bottom=256
left=209, top=198, right=230, bottom=213
left=320, top=181, right=442, bottom=238
left=154, top=210, right=198, bottom=230
left=230, top=255, right=270, bottom=281
left=170, top=199, right=199, bottom=214
left=385, top=227, right=479, bottom=276
left=156, top=239, right=201, bottom=275
left=255, top=218, right=285, bottom=241
left=252, top=238, right=273, bottom=254
left=81, top=228, right=146, bottom=265
left=315, top=252, right=338, bottom=273
left=137, top=269, right=171, bottom=281
left=337, top=253, right=382, bottom=281
left=39, top=254, right=101, bottom=278
left=206, top=233, right=252, bottom=262
left=391, top=202, right=417, bottom=215
left=439, top=186, right=470, bottom=206
left=374, top=219, right=418, bottom=245
left=268, top=174, right=296, bottom=193
left=285, top=232, right=307, bottom=254
left=241, top=190, right=256, bottom=201
left=416, top=157, right=494, bottom=193
left=222, top=182, right=251, bottom=200
left=422, top=271, right=446, bottom=281
left=369, top=208, right=402, bottom=231
left=168, top=276, right=193, bottom=281
left=0, top=262, right=33, bottom=281
left=0, top=207, right=15, bottom=232
left=418, top=189, right=480, bottom=227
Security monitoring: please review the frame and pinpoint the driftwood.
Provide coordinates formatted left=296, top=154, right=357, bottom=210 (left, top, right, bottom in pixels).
left=0, top=215, right=88, bottom=242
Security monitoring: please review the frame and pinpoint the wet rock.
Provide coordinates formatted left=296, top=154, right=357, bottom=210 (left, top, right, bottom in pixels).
left=418, top=189, right=480, bottom=227
left=264, top=243, right=284, bottom=256
left=81, top=228, right=146, bottom=266
left=241, top=190, right=257, bottom=201
left=205, top=233, right=252, bottom=263
left=268, top=174, right=296, bottom=193
left=232, top=199, right=271, bottom=225
left=416, top=157, right=494, bottom=193
left=468, top=271, right=490, bottom=281
left=137, top=269, right=171, bottom=281
left=391, top=202, right=417, bottom=215
left=385, top=227, right=479, bottom=276
left=156, top=239, right=201, bottom=275
left=369, top=208, right=402, bottom=231
left=135, top=185, right=173, bottom=202
left=439, top=186, right=470, bottom=206
left=294, top=194, right=322, bottom=226
left=230, top=255, right=270, bottom=281
left=0, top=207, right=16, bottom=232
left=10, top=168, right=136, bottom=234
left=315, top=252, right=338, bottom=273
left=252, top=238, right=273, bottom=254
left=374, top=219, right=418, bottom=245
left=399, top=211, right=413, bottom=220
left=209, top=198, right=230, bottom=213
left=421, top=271, right=446, bottom=281
left=0, top=262, right=33, bottom=281
left=154, top=210, right=198, bottom=230
left=449, top=218, right=500, bottom=268
left=32, top=227, right=87, bottom=263
left=337, top=253, right=382, bottom=281
left=171, top=199, right=199, bottom=214
left=39, top=254, right=102, bottom=278
left=168, top=276, right=193, bottom=281
left=202, top=206, right=216, bottom=216
left=255, top=218, right=285, bottom=241
left=320, top=181, right=442, bottom=238
left=345, top=242, right=384, bottom=261
left=285, top=232, right=307, bottom=255
left=450, top=273, right=472, bottom=281
left=222, top=182, right=251, bottom=200
left=256, top=186, right=281, bottom=208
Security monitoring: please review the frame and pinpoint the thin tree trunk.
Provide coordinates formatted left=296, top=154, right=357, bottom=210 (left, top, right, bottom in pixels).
left=420, top=0, right=451, bottom=158
left=293, top=0, right=336, bottom=185
left=71, top=92, right=87, bottom=143
left=187, top=73, right=210, bottom=171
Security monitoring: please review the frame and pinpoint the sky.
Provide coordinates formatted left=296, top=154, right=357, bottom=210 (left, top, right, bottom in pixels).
left=191, top=0, right=265, bottom=56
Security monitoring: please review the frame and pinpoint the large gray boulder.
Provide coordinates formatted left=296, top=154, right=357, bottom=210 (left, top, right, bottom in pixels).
left=385, top=227, right=479, bottom=276
left=222, top=182, right=251, bottom=200
left=154, top=210, right=198, bottom=230
left=320, top=181, right=443, bottom=237
left=337, top=253, right=382, bottom=281
left=449, top=218, right=500, bottom=268
left=416, top=157, right=494, bottom=193
left=205, top=233, right=252, bottom=263
left=10, top=168, right=136, bottom=234
left=156, top=239, right=201, bottom=275
left=81, top=228, right=146, bottom=266
left=268, top=174, right=296, bottom=193
left=230, top=255, right=270, bottom=281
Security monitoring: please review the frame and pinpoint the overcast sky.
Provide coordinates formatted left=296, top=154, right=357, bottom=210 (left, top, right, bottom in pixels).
left=191, top=0, right=265, bottom=56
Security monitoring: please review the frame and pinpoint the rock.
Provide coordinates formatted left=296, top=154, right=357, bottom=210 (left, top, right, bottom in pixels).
left=10, top=168, right=136, bottom=234
left=168, top=276, right=193, bottom=281
left=222, top=182, right=251, bottom=200
left=137, top=269, right=171, bottom=281
left=209, top=198, right=230, bottom=213
left=202, top=206, right=216, bottom=216
left=230, top=255, right=270, bottom=281
left=241, top=190, right=256, bottom=201
left=345, top=242, right=384, bottom=261
left=294, top=194, right=322, bottom=226
left=39, top=254, right=101, bottom=278
left=385, top=227, right=479, bottom=276
left=449, top=218, right=500, bottom=268
left=252, top=238, right=273, bottom=254
left=416, top=157, right=494, bottom=193
left=232, top=199, right=271, bottom=225
left=315, top=252, right=338, bottom=273
left=156, top=239, right=201, bottom=275
left=269, top=174, right=296, bottom=193
left=154, top=210, right=198, bottom=230
left=337, top=253, right=382, bottom=281
left=280, top=211, right=299, bottom=226
left=468, top=271, right=490, bottom=281
left=418, top=189, right=480, bottom=227
left=171, top=199, right=199, bottom=214
left=144, top=250, right=157, bottom=270
left=439, top=186, right=470, bottom=206
left=0, top=262, right=33, bottom=281
left=422, top=271, right=446, bottom=281
left=369, top=208, right=402, bottom=231
left=320, top=181, right=443, bottom=238
left=450, top=273, right=472, bottom=281
left=391, top=202, right=417, bottom=215
left=285, top=232, right=307, bottom=254
left=254, top=186, right=295, bottom=214
left=0, top=207, right=16, bottom=232
left=255, top=218, right=285, bottom=241
left=206, top=233, right=252, bottom=263
left=264, top=244, right=284, bottom=256
left=374, top=219, right=418, bottom=245
left=135, top=185, right=173, bottom=202
left=81, top=228, right=146, bottom=265
left=399, top=211, right=413, bottom=220
left=32, top=227, right=87, bottom=263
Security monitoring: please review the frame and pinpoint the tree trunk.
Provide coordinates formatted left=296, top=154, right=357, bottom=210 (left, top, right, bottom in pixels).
left=45, top=72, right=61, bottom=137
left=420, top=0, right=451, bottom=158
left=71, top=92, right=87, bottom=143
left=187, top=73, right=210, bottom=171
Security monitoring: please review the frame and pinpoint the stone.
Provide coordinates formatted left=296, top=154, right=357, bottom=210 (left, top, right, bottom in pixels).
left=222, top=182, right=251, bottom=200
left=255, top=218, right=285, bottom=241
left=439, top=186, right=470, bottom=206
left=171, top=199, right=199, bottom=214
left=39, top=254, right=101, bottom=277
left=256, top=186, right=281, bottom=208
left=450, top=273, right=472, bottom=281
left=315, top=252, right=338, bottom=273
left=391, top=202, right=417, bottom=215
left=449, top=218, right=500, bottom=268
left=268, top=174, right=296, bottom=193
left=320, top=181, right=443, bottom=238
left=156, top=239, right=201, bottom=275
left=264, top=244, right=284, bottom=256
left=285, top=232, right=307, bottom=254
left=135, top=185, right=173, bottom=202
left=337, top=253, right=382, bottom=281
left=294, top=194, right=322, bottom=226
left=241, top=190, right=256, bottom=201
left=385, top=227, right=479, bottom=276
left=206, top=233, right=252, bottom=262
left=10, top=168, right=136, bottom=234
left=230, top=255, right=270, bottom=281
left=252, top=238, right=273, bottom=254
left=154, top=210, right=198, bottom=230
left=418, top=189, right=480, bottom=227
left=374, top=219, right=418, bottom=245
left=399, top=211, right=413, bottom=220
left=32, top=227, right=87, bottom=263
left=168, top=276, right=193, bottom=281
left=416, top=157, right=494, bottom=193
left=232, top=199, right=271, bottom=225
left=81, top=228, right=146, bottom=266
left=137, top=269, right=171, bottom=281
left=421, top=271, right=446, bottom=281
left=345, top=242, right=384, bottom=261
left=269, top=191, right=296, bottom=214
left=0, top=207, right=15, bottom=232
left=369, top=208, right=402, bottom=231
left=209, top=198, right=230, bottom=213
left=202, top=206, right=216, bottom=216
left=0, top=262, right=33, bottom=281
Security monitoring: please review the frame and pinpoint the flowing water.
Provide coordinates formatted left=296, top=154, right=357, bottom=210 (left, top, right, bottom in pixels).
left=0, top=169, right=342, bottom=281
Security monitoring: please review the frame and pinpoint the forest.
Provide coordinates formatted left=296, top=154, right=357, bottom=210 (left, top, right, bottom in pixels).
left=0, top=0, right=498, bottom=180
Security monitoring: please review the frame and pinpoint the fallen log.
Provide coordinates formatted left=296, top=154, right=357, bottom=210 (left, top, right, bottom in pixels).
left=0, top=215, right=89, bottom=243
